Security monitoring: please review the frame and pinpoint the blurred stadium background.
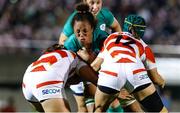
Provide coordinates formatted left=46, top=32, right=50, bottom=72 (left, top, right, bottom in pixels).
left=0, top=0, right=179, bottom=112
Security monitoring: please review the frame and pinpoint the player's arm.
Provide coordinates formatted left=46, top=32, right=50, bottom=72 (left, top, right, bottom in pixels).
left=78, top=62, right=98, bottom=86
left=66, top=60, right=98, bottom=86
left=59, top=12, right=77, bottom=45
left=90, top=48, right=105, bottom=71
left=144, top=46, right=165, bottom=88
left=110, top=17, right=122, bottom=33
left=101, top=8, right=122, bottom=32
left=59, top=33, right=68, bottom=45
left=102, top=8, right=122, bottom=33
left=74, top=58, right=98, bottom=86
left=147, top=68, right=165, bottom=89
left=90, top=42, right=106, bottom=71
left=77, top=47, right=97, bottom=64
left=91, top=57, right=103, bottom=72
left=147, top=69, right=166, bottom=90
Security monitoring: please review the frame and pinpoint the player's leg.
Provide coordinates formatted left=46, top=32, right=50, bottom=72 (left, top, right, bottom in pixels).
left=118, top=88, right=143, bottom=112
left=22, top=79, right=45, bottom=112
left=41, top=98, right=70, bottom=112
left=74, top=95, right=88, bottom=112
left=85, top=98, right=95, bottom=112
left=133, top=83, right=168, bottom=112
left=28, top=101, right=44, bottom=112
left=94, top=86, right=118, bottom=112
left=107, top=98, right=124, bottom=113
left=126, top=63, right=168, bottom=112
left=70, top=82, right=88, bottom=112
left=122, top=100, right=143, bottom=112
left=84, top=83, right=96, bottom=112
left=94, top=63, right=127, bottom=112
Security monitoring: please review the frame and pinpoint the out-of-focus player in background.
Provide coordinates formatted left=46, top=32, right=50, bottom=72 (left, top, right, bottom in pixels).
left=22, top=44, right=98, bottom=112
left=91, top=14, right=168, bottom=112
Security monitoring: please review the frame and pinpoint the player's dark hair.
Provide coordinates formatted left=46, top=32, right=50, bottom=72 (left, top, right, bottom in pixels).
left=43, top=44, right=64, bottom=53
left=72, top=2, right=97, bottom=29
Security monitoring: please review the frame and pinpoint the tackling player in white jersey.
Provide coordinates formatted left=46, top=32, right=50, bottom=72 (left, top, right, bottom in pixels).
left=91, top=15, right=168, bottom=112
left=22, top=44, right=98, bottom=112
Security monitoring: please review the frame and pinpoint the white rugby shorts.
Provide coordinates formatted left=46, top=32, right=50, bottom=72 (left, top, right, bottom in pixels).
left=97, top=62, right=151, bottom=93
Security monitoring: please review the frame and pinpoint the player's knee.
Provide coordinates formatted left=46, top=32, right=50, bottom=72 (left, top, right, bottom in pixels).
left=139, top=91, right=165, bottom=112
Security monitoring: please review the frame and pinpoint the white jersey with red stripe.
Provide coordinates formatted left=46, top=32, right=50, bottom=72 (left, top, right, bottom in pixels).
left=22, top=49, right=86, bottom=102
left=97, top=32, right=152, bottom=93
left=98, top=32, right=156, bottom=70
left=139, top=39, right=157, bottom=70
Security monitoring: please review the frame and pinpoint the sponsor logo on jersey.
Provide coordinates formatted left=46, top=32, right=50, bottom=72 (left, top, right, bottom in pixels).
left=139, top=74, right=148, bottom=80
left=100, top=24, right=106, bottom=31
left=42, top=89, right=60, bottom=95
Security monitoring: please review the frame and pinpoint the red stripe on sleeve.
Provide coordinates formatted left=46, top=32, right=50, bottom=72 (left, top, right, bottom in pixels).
left=135, top=41, right=144, bottom=57
left=145, top=46, right=155, bottom=63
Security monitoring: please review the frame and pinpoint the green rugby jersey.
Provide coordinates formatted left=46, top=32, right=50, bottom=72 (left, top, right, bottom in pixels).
left=62, top=8, right=114, bottom=38
left=64, top=30, right=108, bottom=54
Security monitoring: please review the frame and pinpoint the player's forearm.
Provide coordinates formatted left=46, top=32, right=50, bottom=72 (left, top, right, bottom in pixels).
left=147, top=68, right=165, bottom=88
left=111, top=18, right=122, bottom=33
left=78, top=65, right=98, bottom=86
left=59, top=33, right=67, bottom=45
left=91, top=57, right=103, bottom=72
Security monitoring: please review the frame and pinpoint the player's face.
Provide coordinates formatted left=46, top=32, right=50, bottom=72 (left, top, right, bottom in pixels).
left=73, top=20, right=93, bottom=46
left=85, top=0, right=102, bottom=16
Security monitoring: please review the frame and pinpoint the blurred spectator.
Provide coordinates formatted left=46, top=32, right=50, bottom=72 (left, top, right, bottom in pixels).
left=0, top=97, right=16, bottom=112
left=0, top=0, right=179, bottom=54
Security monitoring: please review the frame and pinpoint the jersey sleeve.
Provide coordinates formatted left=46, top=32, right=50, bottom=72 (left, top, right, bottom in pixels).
left=100, top=8, right=114, bottom=27
left=143, top=46, right=157, bottom=70
left=140, top=39, right=157, bottom=70
left=92, top=30, right=108, bottom=55
left=64, top=34, right=82, bottom=52
left=62, top=12, right=77, bottom=37
left=97, top=36, right=108, bottom=59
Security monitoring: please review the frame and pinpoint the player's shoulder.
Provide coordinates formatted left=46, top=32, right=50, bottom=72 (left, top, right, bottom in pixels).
left=99, top=7, right=113, bottom=16
left=140, top=39, right=148, bottom=47
left=104, top=32, right=120, bottom=45
left=101, top=7, right=111, bottom=12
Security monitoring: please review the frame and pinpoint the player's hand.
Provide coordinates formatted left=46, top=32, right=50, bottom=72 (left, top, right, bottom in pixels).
left=77, top=47, right=90, bottom=61
left=153, top=75, right=165, bottom=89
left=157, top=78, right=165, bottom=89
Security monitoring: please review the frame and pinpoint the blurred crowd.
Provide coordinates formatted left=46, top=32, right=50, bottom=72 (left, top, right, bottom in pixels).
left=0, top=0, right=180, bottom=54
